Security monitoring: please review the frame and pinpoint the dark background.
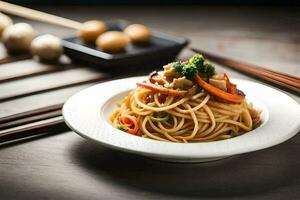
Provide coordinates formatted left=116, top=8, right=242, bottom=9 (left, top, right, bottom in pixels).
left=5, top=0, right=300, bottom=5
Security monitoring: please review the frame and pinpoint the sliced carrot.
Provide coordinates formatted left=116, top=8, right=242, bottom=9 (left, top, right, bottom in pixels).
left=127, top=124, right=138, bottom=134
left=195, top=74, right=244, bottom=104
left=119, top=116, right=139, bottom=135
left=120, top=116, right=132, bottom=127
left=137, top=82, right=187, bottom=96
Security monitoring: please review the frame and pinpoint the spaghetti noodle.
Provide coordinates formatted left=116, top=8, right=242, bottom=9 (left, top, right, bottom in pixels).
left=110, top=54, right=261, bottom=143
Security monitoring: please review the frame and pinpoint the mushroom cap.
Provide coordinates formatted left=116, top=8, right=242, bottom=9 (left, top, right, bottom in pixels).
left=2, top=23, right=34, bottom=53
left=124, top=24, right=152, bottom=43
left=0, top=12, right=13, bottom=36
left=31, top=34, right=63, bottom=61
left=79, top=20, right=106, bottom=43
left=96, top=31, right=129, bottom=53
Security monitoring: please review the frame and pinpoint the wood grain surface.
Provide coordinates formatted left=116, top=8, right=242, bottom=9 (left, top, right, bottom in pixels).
left=0, top=6, right=299, bottom=200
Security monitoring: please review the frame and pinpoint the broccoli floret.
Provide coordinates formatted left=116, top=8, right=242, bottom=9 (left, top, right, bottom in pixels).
left=198, top=61, right=215, bottom=77
left=203, top=61, right=215, bottom=76
left=172, top=61, right=198, bottom=80
left=182, top=63, right=198, bottom=80
left=172, top=61, right=184, bottom=73
left=171, top=55, right=215, bottom=80
left=189, top=54, right=204, bottom=68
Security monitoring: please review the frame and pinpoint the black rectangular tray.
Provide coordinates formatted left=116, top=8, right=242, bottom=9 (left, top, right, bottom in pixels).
left=62, top=20, right=189, bottom=70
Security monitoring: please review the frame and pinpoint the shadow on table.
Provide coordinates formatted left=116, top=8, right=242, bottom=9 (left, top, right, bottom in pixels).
left=71, top=137, right=299, bottom=198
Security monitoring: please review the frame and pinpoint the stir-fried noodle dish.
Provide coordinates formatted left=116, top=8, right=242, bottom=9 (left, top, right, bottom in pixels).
left=110, top=54, right=261, bottom=143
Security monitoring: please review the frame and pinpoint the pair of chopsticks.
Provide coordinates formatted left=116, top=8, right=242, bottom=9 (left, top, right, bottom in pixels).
left=0, top=103, right=63, bottom=131
left=190, top=48, right=300, bottom=94
left=0, top=116, right=67, bottom=145
left=0, top=104, right=66, bottom=144
left=0, top=75, right=118, bottom=144
left=0, top=75, right=112, bottom=143
left=0, top=105, right=66, bottom=146
left=0, top=2, right=83, bottom=143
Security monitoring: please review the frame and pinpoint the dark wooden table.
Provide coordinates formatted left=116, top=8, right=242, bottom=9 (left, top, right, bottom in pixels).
left=0, top=6, right=300, bottom=200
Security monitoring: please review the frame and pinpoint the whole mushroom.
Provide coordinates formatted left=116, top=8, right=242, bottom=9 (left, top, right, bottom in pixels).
left=31, top=34, right=63, bottom=61
left=96, top=31, right=129, bottom=53
left=124, top=24, right=152, bottom=43
left=0, top=12, right=13, bottom=38
left=79, top=20, right=106, bottom=43
left=2, top=23, right=34, bottom=53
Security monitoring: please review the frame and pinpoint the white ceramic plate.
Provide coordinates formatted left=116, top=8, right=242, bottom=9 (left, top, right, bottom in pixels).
left=63, top=76, right=300, bottom=162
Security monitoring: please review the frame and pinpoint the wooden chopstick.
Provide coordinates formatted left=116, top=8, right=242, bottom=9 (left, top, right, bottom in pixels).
left=0, top=105, right=62, bottom=130
left=190, top=48, right=300, bottom=81
left=0, top=103, right=63, bottom=124
left=0, top=73, right=152, bottom=143
left=0, top=54, right=32, bottom=65
left=0, top=75, right=131, bottom=144
left=0, top=116, right=67, bottom=144
left=0, top=76, right=109, bottom=142
left=0, top=76, right=112, bottom=142
left=0, top=1, right=82, bottom=30
left=190, top=48, right=300, bottom=94
left=0, top=109, right=61, bottom=130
